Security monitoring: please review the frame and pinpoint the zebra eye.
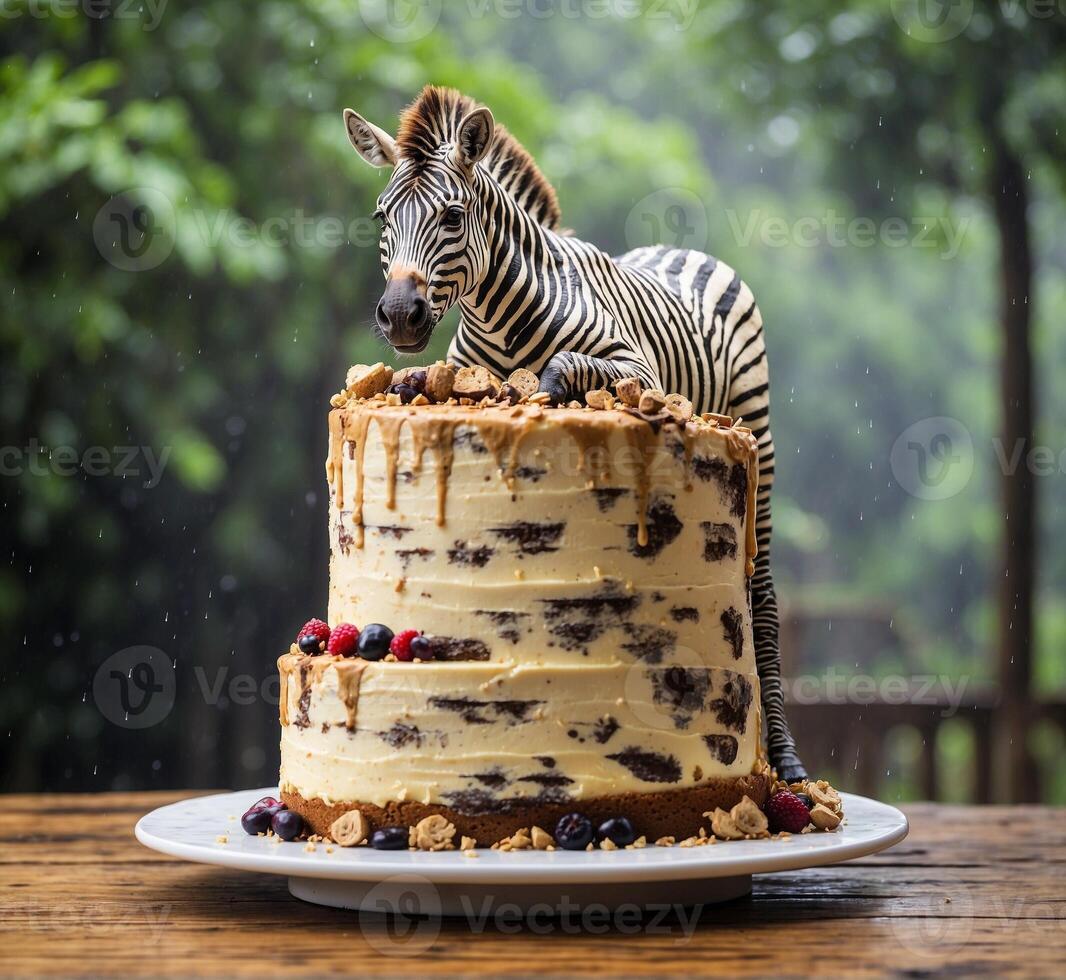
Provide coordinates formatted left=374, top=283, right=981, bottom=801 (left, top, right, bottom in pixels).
left=372, top=208, right=387, bottom=228
left=443, top=206, right=464, bottom=228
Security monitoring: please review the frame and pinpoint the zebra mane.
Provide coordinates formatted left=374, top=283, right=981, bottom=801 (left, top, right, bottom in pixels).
left=395, top=85, right=561, bottom=231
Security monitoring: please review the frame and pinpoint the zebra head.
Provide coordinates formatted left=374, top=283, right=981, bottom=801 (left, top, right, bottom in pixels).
left=343, top=99, right=495, bottom=354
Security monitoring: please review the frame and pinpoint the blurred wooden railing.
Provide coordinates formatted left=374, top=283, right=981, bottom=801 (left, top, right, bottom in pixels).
left=780, top=605, right=1065, bottom=803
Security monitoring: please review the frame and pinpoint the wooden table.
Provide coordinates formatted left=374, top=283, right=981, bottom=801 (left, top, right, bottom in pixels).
left=4, top=793, right=1063, bottom=977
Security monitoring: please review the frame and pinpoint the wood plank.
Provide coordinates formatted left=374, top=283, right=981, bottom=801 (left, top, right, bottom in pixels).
left=1, top=793, right=1063, bottom=977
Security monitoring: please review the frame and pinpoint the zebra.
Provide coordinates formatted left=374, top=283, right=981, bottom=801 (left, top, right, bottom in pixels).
left=343, top=85, right=806, bottom=782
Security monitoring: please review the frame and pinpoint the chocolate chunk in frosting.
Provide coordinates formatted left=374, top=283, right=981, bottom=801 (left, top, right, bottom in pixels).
left=489, top=521, right=565, bottom=555
left=447, top=541, right=494, bottom=568
left=426, top=636, right=491, bottom=661
left=606, top=747, right=683, bottom=784
left=701, top=522, right=738, bottom=562
left=710, top=675, right=753, bottom=734
left=720, top=608, right=744, bottom=660
left=703, top=734, right=739, bottom=766
left=626, top=498, right=683, bottom=559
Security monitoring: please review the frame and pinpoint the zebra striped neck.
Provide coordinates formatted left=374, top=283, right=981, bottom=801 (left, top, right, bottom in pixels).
left=456, top=178, right=594, bottom=374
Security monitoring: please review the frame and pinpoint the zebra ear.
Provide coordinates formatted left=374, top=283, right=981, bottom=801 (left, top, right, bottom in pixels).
left=454, top=107, right=494, bottom=170
left=343, top=108, right=397, bottom=168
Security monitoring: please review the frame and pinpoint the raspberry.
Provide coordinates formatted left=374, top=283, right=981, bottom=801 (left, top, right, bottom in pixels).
left=390, top=629, right=421, bottom=662
left=326, top=623, right=360, bottom=657
left=296, top=618, right=330, bottom=653
left=765, top=791, right=812, bottom=834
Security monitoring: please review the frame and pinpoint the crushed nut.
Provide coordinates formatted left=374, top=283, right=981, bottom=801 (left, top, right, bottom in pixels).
left=709, top=807, right=745, bottom=841
left=614, top=377, right=643, bottom=407
left=425, top=362, right=456, bottom=402
left=600, top=837, right=618, bottom=851
left=664, top=393, right=693, bottom=422
left=638, top=389, right=666, bottom=414
left=528, top=391, right=552, bottom=405
left=453, top=365, right=501, bottom=401
left=329, top=810, right=368, bottom=847
left=585, top=388, right=614, bottom=410
left=507, top=368, right=539, bottom=399
left=530, top=826, right=554, bottom=850
left=346, top=362, right=393, bottom=400
left=730, top=795, right=769, bottom=838
left=655, top=836, right=676, bottom=847
left=497, top=382, right=524, bottom=405
left=809, top=780, right=843, bottom=813
left=810, top=803, right=842, bottom=831
left=460, top=835, right=477, bottom=851
left=412, top=814, right=456, bottom=851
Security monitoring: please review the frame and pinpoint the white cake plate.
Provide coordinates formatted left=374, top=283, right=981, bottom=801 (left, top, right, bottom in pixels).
left=136, top=788, right=907, bottom=915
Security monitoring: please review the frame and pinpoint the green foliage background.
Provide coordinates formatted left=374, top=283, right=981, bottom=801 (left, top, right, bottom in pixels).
left=1, top=1, right=1063, bottom=799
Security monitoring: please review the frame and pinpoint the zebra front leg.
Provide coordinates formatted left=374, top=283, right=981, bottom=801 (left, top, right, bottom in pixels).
left=537, top=350, right=656, bottom=405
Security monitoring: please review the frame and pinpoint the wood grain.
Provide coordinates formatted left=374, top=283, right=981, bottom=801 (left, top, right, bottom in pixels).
left=2, top=793, right=1063, bottom=977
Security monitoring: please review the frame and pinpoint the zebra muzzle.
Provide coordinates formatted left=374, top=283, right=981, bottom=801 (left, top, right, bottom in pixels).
left=376, top=274, right=433, bottom=352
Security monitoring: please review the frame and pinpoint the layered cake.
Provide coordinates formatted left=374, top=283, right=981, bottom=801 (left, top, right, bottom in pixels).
left=278, top=366, right=774, bottom=844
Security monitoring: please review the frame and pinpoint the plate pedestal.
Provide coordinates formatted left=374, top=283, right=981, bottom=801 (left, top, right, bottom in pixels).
left=288, top=873, right=753, bottom=915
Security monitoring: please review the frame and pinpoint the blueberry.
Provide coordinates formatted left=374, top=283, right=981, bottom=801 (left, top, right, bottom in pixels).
left=241, top=807, right=273, bottom=836
left=271, top=808, right=303, bottom=841
left=597, top=816, right=636, bottom=847
left=796, top=793, right=814, bottom=811
left=358, top=623, right=394, bottom=661
left=370, top=826, right=410, bottom=850
left=298, top=633, right=322, bottom=654
left=408, top=634, right=432, bottom=660
left=252, top=796, right=281, bottom=810
left=406, top=370, right=428, bottom=393
left=386, top=383, right=418, bottom=404
left=554, top=812, right=594, bottom=851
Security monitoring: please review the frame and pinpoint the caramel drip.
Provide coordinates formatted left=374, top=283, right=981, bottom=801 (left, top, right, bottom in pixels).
left=569, top=422, right=612, bottom=488
left=327, top=411, right=345, bottom=510
left=723, top=427, right=760, bottom=576
left=681, top=422, right=698, bottom=491
left=277, top=655, right=292, bottom=726
left=476, top=412, right=523, bottom=489
left=621, top=422, right=655, bottom=548
left=408, top=416, right=461, bottom=526
left=277, top=654, right=337, bottom=726
left=334, top=659, right=367, bottom=730
left=345, top=412, right=373, bottom=548
left=374, top=414, right=406, bottom=510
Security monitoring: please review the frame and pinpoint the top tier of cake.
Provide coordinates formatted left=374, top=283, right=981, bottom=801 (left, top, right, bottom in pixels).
left=326, top=400, right=759, bottom=673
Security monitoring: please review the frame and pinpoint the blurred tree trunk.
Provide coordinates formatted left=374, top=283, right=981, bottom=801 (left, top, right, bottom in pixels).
left=987, top=122, right=1038, bottom=803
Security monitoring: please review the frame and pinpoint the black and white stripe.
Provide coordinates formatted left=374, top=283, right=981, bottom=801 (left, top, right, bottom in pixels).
left=370, top=124, right=804, bottom=782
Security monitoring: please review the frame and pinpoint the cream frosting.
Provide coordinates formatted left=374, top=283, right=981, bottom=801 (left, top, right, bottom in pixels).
left=279, top=401, right=764, bottom=809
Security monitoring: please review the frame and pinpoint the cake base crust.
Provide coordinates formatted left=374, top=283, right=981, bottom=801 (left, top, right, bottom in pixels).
left=282, top=774, right=771, bottom=845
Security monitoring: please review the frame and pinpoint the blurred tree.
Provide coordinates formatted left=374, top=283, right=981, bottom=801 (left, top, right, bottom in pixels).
left=674, top=0, right=1066, bottom=800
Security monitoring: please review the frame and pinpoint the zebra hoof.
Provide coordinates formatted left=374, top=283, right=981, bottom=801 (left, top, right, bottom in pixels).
left=537, top=370, right=569, bottom=406
left=774, top=760, right=809, bottom=784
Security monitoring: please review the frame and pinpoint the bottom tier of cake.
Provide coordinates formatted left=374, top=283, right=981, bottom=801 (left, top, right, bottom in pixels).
left=282, top=774, right=771, bottom=843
